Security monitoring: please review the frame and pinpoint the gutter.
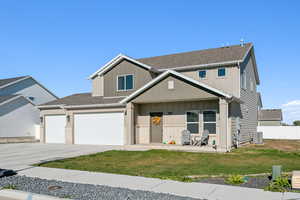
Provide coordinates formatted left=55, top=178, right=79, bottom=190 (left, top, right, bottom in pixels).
left=158, top=60, right=242, bottom=72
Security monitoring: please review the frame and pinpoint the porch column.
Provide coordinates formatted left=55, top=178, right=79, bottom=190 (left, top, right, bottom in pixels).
left=218, top=98, right=230, bottom=151
left=125, top=102, right=135, bottom=145
left=65, top=111, right=74, bottom=144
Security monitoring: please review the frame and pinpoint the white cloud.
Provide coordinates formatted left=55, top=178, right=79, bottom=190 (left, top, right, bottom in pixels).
left=283, top=100, right=300, bottom=107
left=281, top=100, right=300, bottom=124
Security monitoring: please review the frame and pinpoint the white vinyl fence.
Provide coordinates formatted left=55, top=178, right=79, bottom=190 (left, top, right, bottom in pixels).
left=258, top=126, right=300, bottom=140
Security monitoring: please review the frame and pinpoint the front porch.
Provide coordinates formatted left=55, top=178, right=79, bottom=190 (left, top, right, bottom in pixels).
left=121, top=70, right=236, bottom=152
left=125, top=98, right=232, bottom=152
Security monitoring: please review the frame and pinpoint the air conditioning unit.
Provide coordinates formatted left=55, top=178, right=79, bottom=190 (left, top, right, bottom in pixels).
left=253, top=132, right=263, bottom=144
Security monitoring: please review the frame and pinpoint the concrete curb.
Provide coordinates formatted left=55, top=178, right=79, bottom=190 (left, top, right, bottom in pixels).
left=0, top=189, right=70, bottom=200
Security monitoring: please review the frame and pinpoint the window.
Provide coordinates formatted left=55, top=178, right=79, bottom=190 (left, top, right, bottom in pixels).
left=199, top=70, right=206, bottom=79
left=203, top=111, right=216, bottom=134
left=117, top=75, right=134, bottom=91
left=186, top=111, right=199, bottom=134
left=250, top=78, right=254, bottom=92
left=218, top=68, right=226, bottom=77
left=241, top=69, right=247, bottom=89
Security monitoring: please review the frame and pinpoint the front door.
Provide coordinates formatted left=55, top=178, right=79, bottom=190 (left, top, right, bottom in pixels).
left=150, top=112, right=163, bottom=143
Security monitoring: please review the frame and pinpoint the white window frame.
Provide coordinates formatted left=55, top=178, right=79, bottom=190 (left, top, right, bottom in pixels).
left=198, top=70, right=207, bottom=79
left=203, top=109, right=217, bottom=134
left=117, top=74, right=134, bottom=91
left=186, top=110, right=200, bottom=134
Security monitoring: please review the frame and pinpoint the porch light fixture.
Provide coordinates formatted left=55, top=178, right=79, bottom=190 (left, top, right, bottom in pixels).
left=40, top=116, right=43, bottom=123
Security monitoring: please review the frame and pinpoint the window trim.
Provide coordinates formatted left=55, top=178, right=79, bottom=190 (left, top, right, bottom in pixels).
left=202, top=109, right=217, bottom=134
left=217, top=68, right=226, bottom=77
left=117, top=74, right=134, bottom=92
left=186, top=110, right=200, bottom=134
left=198, top=70, right=207, bottom=79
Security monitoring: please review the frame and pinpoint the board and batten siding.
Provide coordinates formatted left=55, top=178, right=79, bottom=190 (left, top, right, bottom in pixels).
left=102, top=60, right=157, bottom=97
left=92, top=75, right=104, bottom=96
left=239, top=54, right=258, bottom=143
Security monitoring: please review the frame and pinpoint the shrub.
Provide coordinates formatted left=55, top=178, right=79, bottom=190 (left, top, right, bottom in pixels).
left=265, top=177, right=291, bottom=192
left=2, top=184, right=17, bottom=190
left=225, top=175, right=245, bottom=185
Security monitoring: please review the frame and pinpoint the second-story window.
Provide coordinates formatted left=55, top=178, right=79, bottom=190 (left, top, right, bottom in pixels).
left=218, top=68, right=226, bottom=77
left=199, top=70, right=206, bottom=79
left=117, top=74, right=134, bottom=91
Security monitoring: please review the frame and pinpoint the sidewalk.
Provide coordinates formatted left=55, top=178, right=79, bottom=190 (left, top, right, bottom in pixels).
left=18, top=167, right=300, bottom=200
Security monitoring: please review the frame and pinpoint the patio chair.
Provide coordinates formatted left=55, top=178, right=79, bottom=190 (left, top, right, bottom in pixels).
left=200, top=130, right=209, bottom=146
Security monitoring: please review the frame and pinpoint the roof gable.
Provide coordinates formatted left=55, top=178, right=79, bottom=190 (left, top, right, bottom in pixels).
left=121, top=70, right=233, bottom=104
left=89, top=54, right=158, bottom=79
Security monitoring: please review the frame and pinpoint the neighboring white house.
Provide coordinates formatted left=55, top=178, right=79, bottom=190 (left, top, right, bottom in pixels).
left=0, top=76, right=58, bottom=142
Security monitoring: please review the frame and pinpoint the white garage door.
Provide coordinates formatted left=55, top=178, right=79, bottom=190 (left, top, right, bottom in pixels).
left=45, top=115, right=66, bottom=143
left=74, top=112, right=124, bottom=145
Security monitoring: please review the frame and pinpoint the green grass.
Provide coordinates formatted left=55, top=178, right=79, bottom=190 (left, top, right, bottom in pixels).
left=36, top=143, right=300, bottom=181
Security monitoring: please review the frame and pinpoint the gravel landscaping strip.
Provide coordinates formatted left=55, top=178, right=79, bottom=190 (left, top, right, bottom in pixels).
left=198, top=176, right=271, bottom=189
left=0, top=175, right=201, bottom=200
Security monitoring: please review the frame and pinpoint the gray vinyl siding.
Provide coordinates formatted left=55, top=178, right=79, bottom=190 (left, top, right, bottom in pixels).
left=239, top=54, right=258, bottom=143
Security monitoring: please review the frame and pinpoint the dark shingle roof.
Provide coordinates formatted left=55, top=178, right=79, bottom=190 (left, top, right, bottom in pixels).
left=258, top=109, right=283, bottom=121
left=41, top=93, right=124, bottom=106
left=137, top=43, right=252, bottom=69
left=0, top=76, right=28, bottom=88
left=0, top=95, right=19, bottom=104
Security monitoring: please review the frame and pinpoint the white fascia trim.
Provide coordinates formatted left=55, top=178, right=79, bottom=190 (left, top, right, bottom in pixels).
left=63, top=103, right=125, bottom=109
left=120, top=70, right=232, bottom=104
left=158, top=60, right=241, bottom=72
left=240, top=43, right=253, bottom=64
left=89, top=54, right=158, bottom=79
left=0, top=95, right=35, bottom=107
left=0, top=76, right=31, bottom=90
left=37, top=104, right=65, bottom=109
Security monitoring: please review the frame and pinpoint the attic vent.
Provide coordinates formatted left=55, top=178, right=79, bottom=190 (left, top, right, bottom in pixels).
left=168, top=80, right=174, bottom=90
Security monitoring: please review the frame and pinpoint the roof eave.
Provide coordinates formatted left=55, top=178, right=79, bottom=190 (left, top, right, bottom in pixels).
left=158, top=60, right=241, bottom=72
left=89, top=54, right=159, bottom=79
left=63, top=103, right=125, bottom=109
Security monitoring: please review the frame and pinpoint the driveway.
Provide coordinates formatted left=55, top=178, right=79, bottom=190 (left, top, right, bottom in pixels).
left=0, top=143, right=121, bottom=170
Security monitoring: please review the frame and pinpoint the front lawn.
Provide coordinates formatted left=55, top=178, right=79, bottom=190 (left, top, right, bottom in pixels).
left=36, top=140, right=300, bottom=181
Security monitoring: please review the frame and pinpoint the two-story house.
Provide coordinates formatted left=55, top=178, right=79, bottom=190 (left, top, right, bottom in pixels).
left=39, top=43, right=260, bottom=151
left=0, top=76, right=58, bottom=142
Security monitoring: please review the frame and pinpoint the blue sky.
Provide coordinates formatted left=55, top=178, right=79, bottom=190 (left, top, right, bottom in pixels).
left=1, top=0, right=300, bottom=124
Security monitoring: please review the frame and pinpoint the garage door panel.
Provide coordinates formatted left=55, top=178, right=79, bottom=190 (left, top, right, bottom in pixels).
left=74, top=112, right=124, bottom=145
left=45, top=115, right=66, bottom=143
